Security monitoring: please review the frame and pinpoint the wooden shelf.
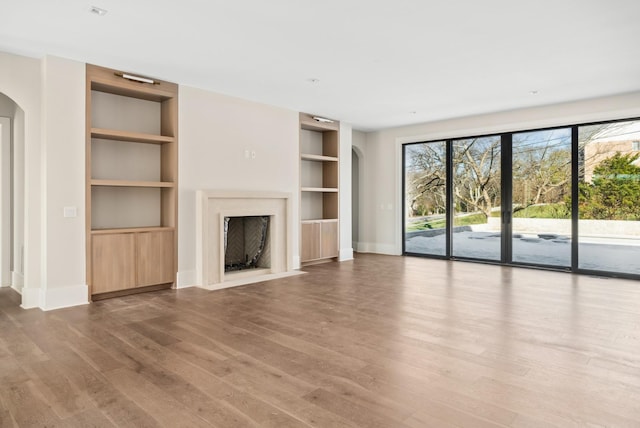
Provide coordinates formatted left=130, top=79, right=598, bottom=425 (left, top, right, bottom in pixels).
left=301, top=187, right=338, bottom=193
left=301, top=219, right=338, bottom=224
left=301, top=153, right=338, bottom=162
left=91, top=179, right=175, bottom=188
left=87, top=63, right=178, bottom=299
left=91, top=128, right=174, bottom=145
left=88, top=63, right=177, bottom=102
left=91, top=226, right=175, bottom=235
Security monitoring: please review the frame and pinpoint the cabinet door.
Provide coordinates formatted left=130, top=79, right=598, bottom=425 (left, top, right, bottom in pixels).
left=92, top=233, right=136, bottom=294
left=136, top=230, right=175, bottom=287
left=320, top=221, right=339, bottom=258
left=301, top=222, right=321, bottom=262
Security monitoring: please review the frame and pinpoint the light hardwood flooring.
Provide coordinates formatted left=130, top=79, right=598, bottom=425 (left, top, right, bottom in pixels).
left=1, top=253, right=640, bottom=427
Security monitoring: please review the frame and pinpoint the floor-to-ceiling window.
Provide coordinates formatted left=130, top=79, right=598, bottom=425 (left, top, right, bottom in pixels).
left=511, top=128, right=572, bottom=267
left=404, top=141, right=447, bottom=256
left=403, top=117, right=640, bottom=279
left=451, top=136, right=501, bottom=261
left=578, top=120, right=640, bottom=275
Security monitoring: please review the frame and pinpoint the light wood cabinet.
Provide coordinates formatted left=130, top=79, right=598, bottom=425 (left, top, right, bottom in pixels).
left=91, top=233, right=136, bottom=294
left=86, top=64, right=178, bottom=299
left=301, top=220, right=339, bottom=263
left=300, top=222, right=321, bottom=262
left=299, top=111, right=340, bottom=265
left=91, top=229, right=174, bottom=295
left=137, top=230, right=175, bottom=287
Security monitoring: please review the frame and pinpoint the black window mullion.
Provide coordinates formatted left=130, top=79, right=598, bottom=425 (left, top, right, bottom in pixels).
left=501, top=134, right=513, bottom=264
left=446, top=140, right=453, bottom=258
left=571, top=126, right=579, bottom=272
left=401, top=145, right=407, bottom=255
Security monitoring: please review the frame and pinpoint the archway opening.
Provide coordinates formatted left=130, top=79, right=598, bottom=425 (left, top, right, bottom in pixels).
left=351, top=147, right=361, bottom=250
left=0, top=92, right=25, bottom=300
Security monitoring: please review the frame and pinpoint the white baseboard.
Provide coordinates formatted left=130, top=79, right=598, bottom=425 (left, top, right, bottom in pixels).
left=356, top=242, right=400, bottom=255
left=339, top=248, right=354, bottom=261
left=177, top=270, right=196, bottom=289
left=40, top=284, right=89, bottom=311
left=292, top=256, right=301, bottom=270
left=20, top=287, right=41, bottom=309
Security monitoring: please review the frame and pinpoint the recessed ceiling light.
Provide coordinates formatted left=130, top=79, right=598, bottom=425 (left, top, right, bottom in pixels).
left=409, top=111, right=417, bottom=114
left=529, top=90, right=539, bottom=95
left=307, top=78, right=320, bottom=84
left=89, top=6, right=108, bottom=16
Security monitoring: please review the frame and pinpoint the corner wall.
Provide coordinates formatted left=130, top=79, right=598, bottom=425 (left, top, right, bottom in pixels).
left=40, top=55, right=87, bottom=309
left=359, top=91, right=640, bottom=256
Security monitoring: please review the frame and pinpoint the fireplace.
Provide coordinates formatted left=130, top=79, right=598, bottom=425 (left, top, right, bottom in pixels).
left=224, top=216, right=270, bottom=272
left=195, top=191, right=296, bottom=289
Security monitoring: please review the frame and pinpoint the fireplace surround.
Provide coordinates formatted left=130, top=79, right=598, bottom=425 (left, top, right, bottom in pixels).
left=195, top=191, right=296, bottom=289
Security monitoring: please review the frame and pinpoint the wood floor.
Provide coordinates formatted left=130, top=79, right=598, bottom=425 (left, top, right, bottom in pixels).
left=1, top=253, right=640, bottom=427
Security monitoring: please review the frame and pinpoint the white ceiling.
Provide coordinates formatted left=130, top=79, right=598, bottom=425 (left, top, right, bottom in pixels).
left=2, top=0, right=639, bottom=131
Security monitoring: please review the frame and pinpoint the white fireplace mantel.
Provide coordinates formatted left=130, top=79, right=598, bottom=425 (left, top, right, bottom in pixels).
left=195, top=190, right=296, bottom=290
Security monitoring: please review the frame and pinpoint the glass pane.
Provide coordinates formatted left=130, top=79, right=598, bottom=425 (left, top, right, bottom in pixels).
left=452, top=136, right=501, bottom=260
left=404, top=142, right=447, bottom=256
left=578, top=120, right=640, bottom=275
left=511, top=128, right=572, bottom=266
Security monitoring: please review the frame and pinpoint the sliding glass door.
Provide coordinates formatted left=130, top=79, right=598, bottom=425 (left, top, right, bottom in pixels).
left=403, top=117, right=640, bottom=280
left=451, top=136, right=502, bottom=261
left=404, top=141, right=448, bottom=256
left=511, top=128, right=572, bottom=267
left=578, top=120, right=640, bottom=275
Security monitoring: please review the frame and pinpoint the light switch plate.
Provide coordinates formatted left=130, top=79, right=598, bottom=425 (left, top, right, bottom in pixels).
left=63, top=206, right=77, bottom=218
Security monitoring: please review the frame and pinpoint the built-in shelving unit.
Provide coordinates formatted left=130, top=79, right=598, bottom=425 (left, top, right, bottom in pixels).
left=86, top=64, right=178, bottom=299
left=299, top=112, right=339, bottom=264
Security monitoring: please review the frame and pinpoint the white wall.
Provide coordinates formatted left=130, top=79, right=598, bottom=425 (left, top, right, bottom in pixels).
left=351, top=130, right=367, bottom=250
left=40, top=55, right=87, bottom=309
left=0, top=51, right=42, bottom=308
left=338, top=122, right=353, bottom=261
left=12, top=105, right=25, bottom=292
left=0, top=115, right=10, bottom=286
left=0, top=52, right=87, bottom=310
left=359, top=91, right=640, bottom=256
left=351, top=130, right=373, bottom=252
left=178, top=85, right=299, bottom=286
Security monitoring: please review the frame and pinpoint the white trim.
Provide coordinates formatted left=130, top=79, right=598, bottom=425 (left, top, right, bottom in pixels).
left=292, top=255, right=301, bottom=270
left=0, top=117, right=10, bottom=288
left=176, top=270, right=196, bottom=289
left=40, top=284, right=89, bottom=311
left=356, top=242, right=399, bottom=255
left=339, top=248, right=354, bottom=261
left=11, top=271, right=23, bottom=293
left=20, top=287, right=41, bottom=309
left=394, top=137, right=403, bottom=256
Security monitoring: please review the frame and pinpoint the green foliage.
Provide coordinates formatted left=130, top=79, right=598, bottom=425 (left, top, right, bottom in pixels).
left=513, top=204, right=571, bottom=219
left=488, top=203, right=570, bottom=219
left=579, top=153, right=640, bottom=220
left=406, top=213, right=487, bottom=231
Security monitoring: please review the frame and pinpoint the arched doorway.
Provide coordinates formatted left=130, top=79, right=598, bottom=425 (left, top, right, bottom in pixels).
left=351, top=147, right=362, bottom=251
left=0, top=92, right=25, bottom=298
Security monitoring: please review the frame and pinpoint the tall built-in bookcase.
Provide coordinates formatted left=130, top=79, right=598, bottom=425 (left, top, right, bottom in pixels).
left=86, top=64, right=178, bottom=299
left=299, top=113, right=339, bottom=264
